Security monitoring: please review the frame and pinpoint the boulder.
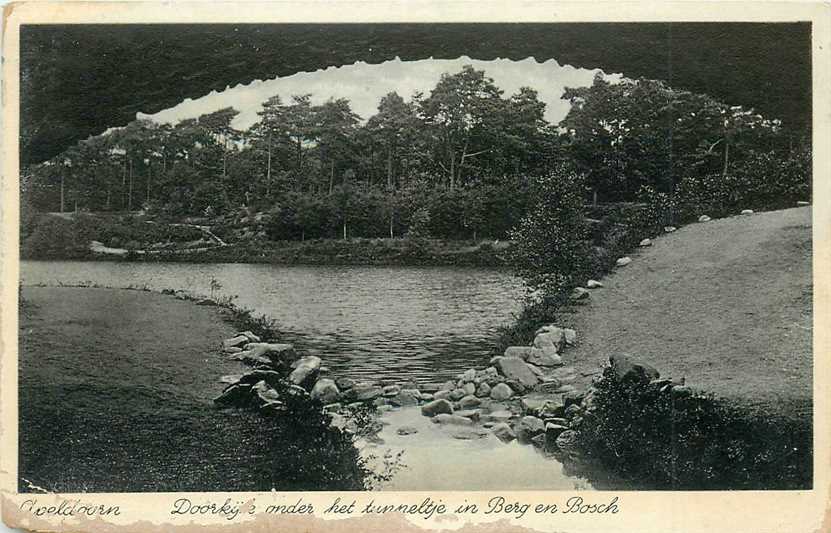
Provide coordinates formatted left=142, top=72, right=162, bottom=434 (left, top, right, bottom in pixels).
left=489, top=382, right=514, bottom=401
left=639, top=238, right=652, bottom=247
left=462, top=382, right=476, bottom=396
left=563, top=390, right=586, bottom=409
left=534, top=327, right=566, bottom=352
left=396, top=426, right=419, bottom=436
left=555, top=430, right=581, bottom=455
left=449, top=428, right=490, bottom=440
left=515, top=416, right=546, bottom=442
left=223, top=346, right=243, bottom=354
left=219, top=374, right=243, bottom=385
left=461, top=368, right=477, bottom=383
left=252, top=380, right=281, bottom=404
left=504, top=346, right=533, bottom=360
left=520, top=396, right=555, bottom=417
left=421, top=398, right=454, bottom=417
left=586, top=279, right=604, bottom=289
left=353, top=384, right=383, bottom=402
left=616, top=256, right=632, bottom=267
left=664, top=226, right=677, bottom=233
left=335, top=377, right=355, bottom=390
left=433, top=390, right=452, bottom=401
left=526, top=347, right=562, bottom=368
left=234, top=343, right=298, bottom=369
left=310, top=378, right=340, bottom=404
left=492, top=422, right=517, bottom=443
left=563, top=328, right=578, bottom=346
left=213, top=383, right=252, bottom=407
left=421, top=392, right=434, bottom=401
left=544, top=417, right=570, bottom=427
left=476, top=382, right=492, bottom=398
left=698, top=215, right=711, bottom=222
left=383, top=384, right=401, bottom=397
left=236, top=330, right=261, bottom=343
left=432, top=413, right=474, bottom=426
left=450, top=388, right=466, bottom=401
left=505, top=379, right=528, bottom=394
left=455, top=409, right=481, bottom=421
left=741, top=209, right=754, bottom=215
left=545, top=423, right=569, bottom=440
left=390, top=389, right=421, bottom=407
left=609, top=354, right=660, bottom=384
left=439, top=380, right=456, bottom=391
left=481, top=410, right=513, bottom=424
left=459, top=395, right=481, bottom=409
left=495, top=357, right=539, bottom=388
left=526, top=363, right=544, bottom=377
left=288, top=356, right=322, bottom=389
left=237, top=369, right=283, bottom=387
left=570, top=287, right=590, bottom=301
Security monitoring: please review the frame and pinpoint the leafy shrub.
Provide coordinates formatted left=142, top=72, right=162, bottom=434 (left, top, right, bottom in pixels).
left=509, top=164, right=592, bottom=299
left=577, top=367, right=812, bottom=489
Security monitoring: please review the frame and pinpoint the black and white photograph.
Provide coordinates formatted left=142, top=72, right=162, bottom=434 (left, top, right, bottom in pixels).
left=2, top=3, right=829, bottom=532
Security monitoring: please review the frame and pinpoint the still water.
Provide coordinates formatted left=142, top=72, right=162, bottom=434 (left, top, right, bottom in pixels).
left=21, top=261, right=525, bottom=386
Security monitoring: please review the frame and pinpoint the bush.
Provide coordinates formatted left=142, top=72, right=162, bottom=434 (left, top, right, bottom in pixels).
left=577, top=367, right=812, bottom=489
left=509, top=164, right=592, bottom=299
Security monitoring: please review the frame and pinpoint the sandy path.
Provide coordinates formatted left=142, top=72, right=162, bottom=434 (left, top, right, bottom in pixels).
left=559, top=207, right=812, bottom=417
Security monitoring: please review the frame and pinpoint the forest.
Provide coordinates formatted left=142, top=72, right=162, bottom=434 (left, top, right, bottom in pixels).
left=22, top=65, right=810, bottom=244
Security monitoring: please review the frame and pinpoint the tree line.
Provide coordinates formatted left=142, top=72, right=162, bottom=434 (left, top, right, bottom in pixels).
left=22, top=66, right=809, bottom=241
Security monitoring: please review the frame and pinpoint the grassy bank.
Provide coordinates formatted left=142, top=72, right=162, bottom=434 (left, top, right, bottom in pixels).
left=18, top=286, right=375, bottom=492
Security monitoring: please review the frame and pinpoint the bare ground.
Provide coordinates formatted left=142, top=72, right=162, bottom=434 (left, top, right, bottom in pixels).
left=560, top=207, right=812, bottom=418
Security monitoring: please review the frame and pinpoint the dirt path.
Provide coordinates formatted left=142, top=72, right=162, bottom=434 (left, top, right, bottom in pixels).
left=560, top=207, right=812, bottom=417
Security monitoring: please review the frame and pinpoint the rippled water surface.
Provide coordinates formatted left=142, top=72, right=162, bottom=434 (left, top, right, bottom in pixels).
left=22, top=261, right=524, bottom=386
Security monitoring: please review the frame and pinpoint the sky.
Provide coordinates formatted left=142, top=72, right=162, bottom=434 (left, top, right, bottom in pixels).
left=139, top=56, right=622, bottom=131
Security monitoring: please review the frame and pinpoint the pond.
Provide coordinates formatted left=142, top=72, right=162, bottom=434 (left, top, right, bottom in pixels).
left=21, top=260, right=525, bottom=386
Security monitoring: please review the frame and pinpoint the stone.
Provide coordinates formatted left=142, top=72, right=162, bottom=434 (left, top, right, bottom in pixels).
left=564, top=404, right=583, bottom=419
left=383, top=384, right=401, bottom=397
left=310, top=378, right=340, bottom=404
left=639, top=238, right=652, bottom=247
left=323, top=402, right=342, bottom=413
left=396, top=426, right=418, bottom=436
left=260, top=400, right=286, bottom=414
left=526, top=363, right=544, bottom=377
left=504, top=346, right=532, bottom=360
left=420, top=393, right=434, bottom=401
left=439, top=380, right=456, bottom=391
left=492, top=423, right=517, bottom=443
left=563, top=390, right=586, bottom=409
left=570, top=287, right=590, bottom=300
left=489, top=382, right=514, bottom=401
left=288, top=356, right=322, bottom=389
left=609, top=354, right=660, bottom=384
left=335, top=377, right=355, bottom=390
left=505, top=379, right=527, bottom=394
left=476, top=382, right=492, bottom=397
left=555, top=430, right=581, bottom=455
left=664, top=226, right=677, bottom=233
left=538, top=401, right=565, bottom=419
left=390, top=389, right=421, bottom=407
left=237, top=330, right=261, bottom=343
left=434, top=390, right=452, bottom=401
left=223, top=346, right=243, bottom=354
left=238, top=369, right=283, bottom=388
left=421, top=399, right=454, bottom=417
left=586, top=279, right=604, bottom=289
left=698, top=215, right=711, bottom=222
left=616, top=256, right=632, bottom=267
left=463, top=382, right=477, bottom=396
left=461, top=368, right=477, bottom=383
left=459, top=395, right=481, bottom=409
left=450, top=388, right=466, bottom=401
left=219, top=374, right=243, bottom=385
left=526, top=347, right=562, bottom=368
left=516, top=416, right=546, bottom=442
left=555, top=384, right=577, bottom=394
left=377, top=404, right=394, bottom=413
left=481, top=410, right=513, bottom=424
left=455, top=409, right=481, bottom=421
left=545, top=423, right=569, bottom=440
left=213, top=383, right=252, bottom=407
left=372, top=397, right=389, bottom=407
left=563, top=328, right=577, bottom=346
left=741, top=209, right=754, bottom=215
left=354, top=384, right=383, bottom=402
left=234, top=342, right=298, bottom=369
left=252, top=380, right=281, bottom=404
left=671, top=385, right=694, bottom=399
left=534, top=328, right=565, bottom=352
left=432, top=413, right=474, bottom=426
left=545, top=417, right=570, bottom=427
left=496, top=357, right=539, bottom=388
left=450, top=428, right=490, bottom=440
left=520, top=396, right=555, bottom=417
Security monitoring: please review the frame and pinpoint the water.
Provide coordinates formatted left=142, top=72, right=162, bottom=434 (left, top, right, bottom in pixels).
left=21, top=260, right=524, bottom=386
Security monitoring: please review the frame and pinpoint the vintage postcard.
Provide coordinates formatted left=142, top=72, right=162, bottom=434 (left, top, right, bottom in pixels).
left=1, top=2, right=829, bottom=532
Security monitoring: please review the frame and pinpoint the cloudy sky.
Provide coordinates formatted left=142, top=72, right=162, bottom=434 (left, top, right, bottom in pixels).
left=139, top=56, right=622, bottom=130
